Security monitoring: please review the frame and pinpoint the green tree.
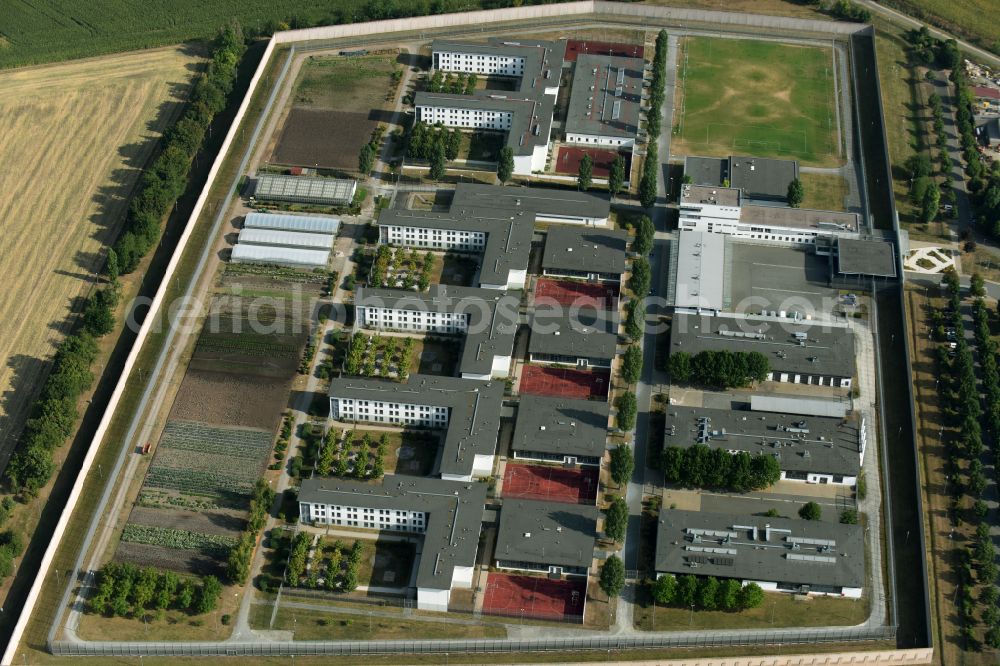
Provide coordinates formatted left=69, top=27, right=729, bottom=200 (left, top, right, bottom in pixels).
left=921, top=181, right=940, bottom=223
left=445, top=129, right=461, bottom=161
left=621, top=345, right=643, bottom=384
left=497, top=146, right=514, bottom=184
left=609, top=154, right=626, bottom=199
left=970, top=272, right=986, bottom=298
left=840, top=509, right=859, bottom=524
left=676, top=574, right=698, bottom=607
left=639, top=143, right=658, bottom=208
left=195, top=575, right=222, bottom=614
left=429, top=142, right=446, bottom=181
left=799, top=501, right=822, bottom=521
left=632, top=215, right=654, bottom=256
left=737, top=582, right=765, bottom=609
left=604, top=496, right=628, bottom=543
left=358, top=143, right=376, bottom=175
left=696, top=576, right=719, bottom=610
left=652, top=575, right=676, bottom=604
left=609, top=443, right=635, bottom=486
left=668, top=351, right=692, bottom=383
left=599, top=555, right=625, bottom=598
left=716, top=578, right=742, bottom=611
left=578, top=153, right=593, bottom=191
left=615, top=393, right=638, bottom=432
left=630, top=257, right=651, bottom=296
left=105, top=248, right=120, bottom=284
left=787, top=178, right=804, bottom=207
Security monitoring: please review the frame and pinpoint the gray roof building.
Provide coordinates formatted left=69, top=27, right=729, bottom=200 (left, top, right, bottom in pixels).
left=253, top=173, right=357, bottom=206
left=541, top=225, right=629, bottom=277
left=655, top=509, right=865, bottom=594
left=298, top=475, right=487, bottom=591
left=327, top=374, right=504, bottom=479
left=684, top=156, right=728, bottom=187
left=243, top=212, right=340, bottom=235
left=354, top=285, right=518, bottom=378
left=662, top=404, right=862, bottom=480
left=749, top=395, right=849, bottom=419
left=511, top=395, right=610, bottom=459
left=451, top=183, right=611, bottom=223
left=728, top=156, right=799, bottom=202
left=529, top=308, right=618, bottom=364
left=496, top=499, right=598, bottom=570
left=669, top=313, right=856, bottom=383
left=671, top=230, right=725, bottom=312
left=432, top=38, right=565, bottom=92
left=739, top=205, right=859, bottom=233
left=835, top=238, right=897, bottom=277
left=565, top=54, right=643, bottom=140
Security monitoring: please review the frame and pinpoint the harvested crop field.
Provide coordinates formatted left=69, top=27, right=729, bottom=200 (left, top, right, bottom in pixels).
left=0, top=46, right=202, bottom=467
left=114, top=541, right=222, bottom=577
left=170, top=370, right=290, bottom=430
left=271, top=54, right=400, bottom=170
left=127, top=506, right=246, bottom=537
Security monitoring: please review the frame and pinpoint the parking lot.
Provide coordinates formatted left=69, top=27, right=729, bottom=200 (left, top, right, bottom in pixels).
left=727, top=243, right=840, bottom=319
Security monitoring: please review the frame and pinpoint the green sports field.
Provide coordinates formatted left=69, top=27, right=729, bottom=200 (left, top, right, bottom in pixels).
left=673, top=38, right=841, bottom=167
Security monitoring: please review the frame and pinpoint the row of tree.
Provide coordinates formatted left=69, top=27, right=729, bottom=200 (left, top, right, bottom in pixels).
left=667, top=350, right=770, bottom=389
left=405, top=121, right=461, bottom=162
left=226, top=479, right=275, bottom=584
left=114, top=23, right=247, bottom=274
left=428, top=70, right=476, bottom=95
left=358, top=125, right=385, bottom=176
left=89, top=562, right=222, bottom=618
left=661, top=444, right=782, bottom=492
left=639, top=30, right=669, bottom=208
left=652, top=574, right=765, bottom=611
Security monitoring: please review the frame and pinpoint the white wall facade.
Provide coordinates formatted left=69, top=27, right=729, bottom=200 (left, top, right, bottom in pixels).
left=452, top=565, right=475, bottom=589
left=435, top=50, right=525, bottom=77
left=418, top=104, right=512, bottom=131
left=417, top=587, right=451, bottom=612
left=300, top=501, right=427, bottom=533
left=381, top=224, right=486, bottom=252
left=565, top=132, right=634, bottom=148
left=330, top=396, right=449, bottom=428
left=778, top=470, right=857, bottom=486
left=535, top=213, right=608, bottom=226
left=768, top=371, right=852, bottom=389
left=357, top=304, right=469, bottom=334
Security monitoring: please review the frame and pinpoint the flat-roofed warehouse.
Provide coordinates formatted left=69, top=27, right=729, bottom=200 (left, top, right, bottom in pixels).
left=541, top=225, right=629, bottom=282
left=655, top=509, right=864, bottom=598
left=670, top=230, right=725, bottom=313
left=528, top=308, right=618, bottom=368
left=451, top=183, right=611, bottom=225
left=833, top=237, right=898, bottom=278
left=669, top=312, right=855, bottom=388
left=237, top=228, right=335, bottom=251
left=495, top=498, right=599, bottom=576
left=662, top=403, right=865, bottom=485
left=327, top=374, right=504, bottom=481
left=684, top=155, right=799, bottom=204
left=243, top=211, right=340, bottom=235
left=230, top=244, right=329, bottom=269
left=253, top=173, right=357, bottom=206
left=298, top=475, right=487, bottom=612
left=564, top=53, right=644, bottom=148
left=511, top=395, right=610, bottom=465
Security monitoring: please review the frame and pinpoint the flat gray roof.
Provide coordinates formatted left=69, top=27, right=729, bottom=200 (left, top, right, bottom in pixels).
left=669, top=313, right=856, bottom=381
left=684, top=156, right=728, bottom=187
left=253, top=173, right=356, bottom=205
left=655, top=509, right=865, bottom=592
left=512, top=395, right=609, bottom=458
left=298, top=475, right=487, bottom=590
left=673, top=231, right=725, bottom=312
left=541, top=225, right=628, bottom=274
left=497, top=499, right=598, bottom=569
left=355, top=285, right=518, bottom=377
left=680, top=184, right=741, bottom=207
left=740, top=205, right=859, bottom=233
left=451, top=183, right=611, bottom=221
left=565, top=54, right=643, bottom=139
left=432, top=38, right=565, bottom=92
left=529, top=308, right=618, bottom=362
left=327, top=374, right=504, bottom=479
left=729, top=156, right=799, bottom=201
left=662, top=404, right=862, bottom=478
left=750, top=395, right=849, bottom=419
left=836, top=238, right=897, bottom=277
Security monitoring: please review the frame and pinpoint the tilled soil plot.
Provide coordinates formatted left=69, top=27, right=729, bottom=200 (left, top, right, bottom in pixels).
left=169, top=370, right=290, bottom=431
left=114, top=541, right=223, bottom=577
left=128, top=506, right=246, bottom=538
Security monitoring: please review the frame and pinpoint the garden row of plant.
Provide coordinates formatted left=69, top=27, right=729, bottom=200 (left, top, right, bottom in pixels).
left=638, top=30, right=668, bottom=208
left=288, top=536, right=364, bottom=592
left=369, top=245, right=435, bottom=292
left=345, top=332, right=415, bottom=382
left=315, top=429, right=389, bottom=480
left=428, top=70, right=477, bottom=96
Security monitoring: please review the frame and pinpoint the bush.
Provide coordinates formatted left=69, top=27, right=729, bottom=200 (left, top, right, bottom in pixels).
left=839, top=509, right=858, bottom=524
left=799, top=502, right=822, bottom=521
left=599, top=555, right=625, bottom=598
left=604, top=497, right=628, bottom=543
left=616, top=393, right=638, bottom=431
left=621, top=345, right=643, bottom=384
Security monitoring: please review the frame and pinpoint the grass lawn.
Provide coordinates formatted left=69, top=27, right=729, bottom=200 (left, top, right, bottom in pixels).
left=430, top=253, right=478, bottom=287
left=411, top=339, right=459, bottom=376
left=799, top=173, right=848, bottom=212
left=76, top=586, right=243, bottom=641
left=458, top=131, right=506, bottom=163
left=294, top=54, right=398, bottom=112
left=356, top=539, right=416, bottom=588
left=250, top=603, right=506, bottom=640
left=633, top=586, right=869, bottom=631
left=389, top=431, right=439, bottom=477
left=673, top=37, right=839, bottom=166
left=899, top=0, right=1000, bottom=51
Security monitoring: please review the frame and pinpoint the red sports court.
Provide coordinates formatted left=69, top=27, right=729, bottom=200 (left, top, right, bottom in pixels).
left=554, top=146, right=631, bottom=179
left=482, top=573, right=587, bottom=623
left=503, top=463, right=598, bottom=505
left=520, top=365, right=610, bottom=400
left=565, top=39, right=644, bottom=61
left=535, top=278, right=618, bottom=310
